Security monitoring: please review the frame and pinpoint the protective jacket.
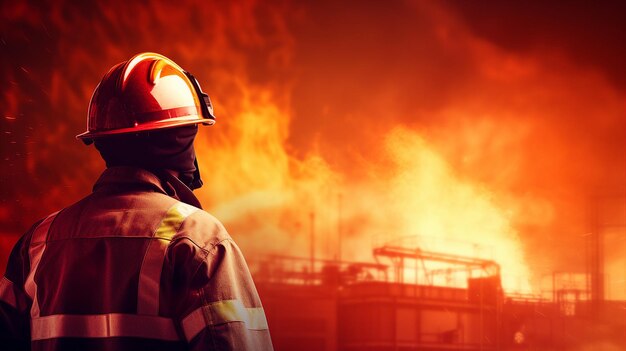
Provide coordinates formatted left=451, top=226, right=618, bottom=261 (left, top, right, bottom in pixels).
left=0, top=167, right=273, bottom=351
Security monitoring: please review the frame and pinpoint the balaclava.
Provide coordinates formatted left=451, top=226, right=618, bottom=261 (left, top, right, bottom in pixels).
left=94, top=125, right=203, bottom=191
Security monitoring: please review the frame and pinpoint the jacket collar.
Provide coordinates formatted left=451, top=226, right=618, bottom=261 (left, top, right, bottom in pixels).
left=93, top=167, right=168, bottom=194
left=92, top=167, right=204, bottom=209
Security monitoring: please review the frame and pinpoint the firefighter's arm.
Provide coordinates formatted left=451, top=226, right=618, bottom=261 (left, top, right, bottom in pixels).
left=173, top=214, right=273, bottom=350
left=0, top=225, right=38, bottom=351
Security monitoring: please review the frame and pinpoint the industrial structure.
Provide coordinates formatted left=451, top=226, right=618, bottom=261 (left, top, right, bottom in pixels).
left=253, top=242, right=626, bottom=351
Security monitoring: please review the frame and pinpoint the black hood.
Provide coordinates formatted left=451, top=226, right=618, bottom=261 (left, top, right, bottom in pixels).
left=94, top=125, right=203, bottom=190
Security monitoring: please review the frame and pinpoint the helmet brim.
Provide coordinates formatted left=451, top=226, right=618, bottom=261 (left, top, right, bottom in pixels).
left=77, top=116, right=214, bottom=145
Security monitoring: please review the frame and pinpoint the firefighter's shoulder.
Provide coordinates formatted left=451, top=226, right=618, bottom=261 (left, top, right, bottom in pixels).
left=167, top=201, right=231, bottom=253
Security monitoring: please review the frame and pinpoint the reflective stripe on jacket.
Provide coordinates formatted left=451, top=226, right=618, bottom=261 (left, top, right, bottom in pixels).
left=0, top=167, right=273, bottom=351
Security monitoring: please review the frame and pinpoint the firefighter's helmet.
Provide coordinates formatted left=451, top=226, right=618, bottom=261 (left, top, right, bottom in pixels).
left=76, top=52, right=215, bottom=144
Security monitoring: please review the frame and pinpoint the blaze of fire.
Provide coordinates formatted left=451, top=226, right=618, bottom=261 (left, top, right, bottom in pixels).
left=382, top=127, right=530, bottom=292
left=190, top=80, right=531, bottom=292
left=195, top=86, right=338, bottom=255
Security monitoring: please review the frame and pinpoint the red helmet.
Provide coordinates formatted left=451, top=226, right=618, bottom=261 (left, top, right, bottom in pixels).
left=77, top=52, right=215, bottom=144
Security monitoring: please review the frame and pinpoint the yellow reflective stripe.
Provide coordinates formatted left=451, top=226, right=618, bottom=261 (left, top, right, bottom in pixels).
left=0, top=276, right=18, bottom=309
left=181, top=299, right=269, bottom=342
left=137, top=202, right=198, bottom=315
left=24, top=211, right=59, bottom=318
left=31, top=313, right=180, bottom=341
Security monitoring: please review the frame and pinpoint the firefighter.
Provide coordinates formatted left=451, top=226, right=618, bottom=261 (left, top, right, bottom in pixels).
left=0, top=52, right=273, bottom=350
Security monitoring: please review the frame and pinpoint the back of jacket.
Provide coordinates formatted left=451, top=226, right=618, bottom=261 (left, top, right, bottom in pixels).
left=0, top=167, right=273, bottom=351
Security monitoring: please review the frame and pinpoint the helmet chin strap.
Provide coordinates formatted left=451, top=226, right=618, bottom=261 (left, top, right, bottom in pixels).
left=189, top=158, right=204, bottom=190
